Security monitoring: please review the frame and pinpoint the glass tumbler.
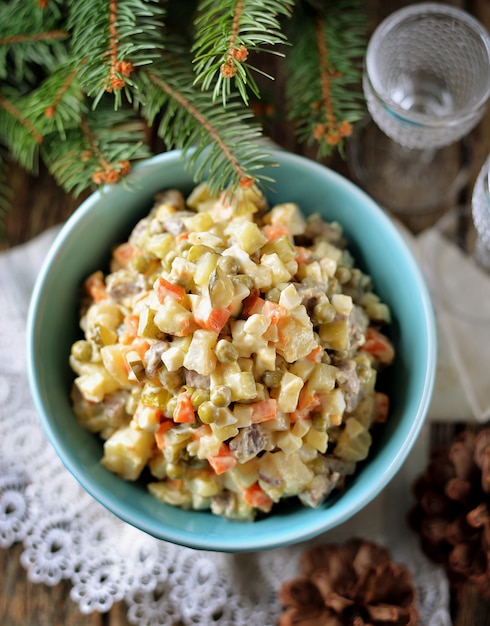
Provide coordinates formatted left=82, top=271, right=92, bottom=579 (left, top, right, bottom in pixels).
left=348, top=3, right=490, bottom=216
left=364, top=2, right=490, bottom=150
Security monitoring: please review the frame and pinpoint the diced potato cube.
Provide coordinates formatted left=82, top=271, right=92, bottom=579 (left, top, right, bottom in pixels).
left=331, top=293, right=353, bottom=317
left=148, top=453, right=167, bottom=479
left=243, top=313, right=270, bottom=337
left=320, top=388, right=346, bottom=424
left=268, top=202, right=307, bottom=236
left=232, top=404, right=253, bottom=428
left=308, top=362, right=337, bottom=393
left=276, top=316, right=317, bottom=362
left=334, top=417, right=372, bottom=462
left=154, top=300, right=193, bottom=337
left=101, top=425, right=155, bottom=480
left=305, top=428, right=328, bottom=453
left=183, top=211, right=214, bottom=232
left=74, top=367, right=120, bottom=403
left=225, top=371, right=257, bottom=402
left=196, top=432, right=222, bottom=459
left=289, top=358, right=316, bottom=382
left=278, top=284, right=302, bottom=310
left=276, top=431, right=302, bottom=454
left=254, top=346, right=277, bottom=377
left=148, top=481, right=192, bottom=507
left=272, top=450, right=314, bottom=496
left=232, top=219, right=268, bottom=255
left=275, top=371, right=304, bottom=413
left=290, top=420, right=310, bottom=440
left=144, top=233, right=174, bottom=259
left=319, top=318, right=350, bottom=351
left=313, top=240, right=342, bottom=264
left=260, top=253, right=292, bottom=284
left=183, top=329, right=217, bottom=376
left=225, top=458, right=260, bottom=489
left=160, top=345, right=186, bottom=371
left=187, top=468, right=221, bottom=497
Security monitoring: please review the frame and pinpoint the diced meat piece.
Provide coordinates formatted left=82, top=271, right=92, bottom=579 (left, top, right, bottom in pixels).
left=229, top=424, right=266, bottom=462
left=106, top=270, right=146, bottom=301
left=145, top=341, right=169, bottom=378
left=299, top=471, right=341, bottom=508
left=185, top=370, right=210, bottom=389
left=335, top=359, right=361, bottom=412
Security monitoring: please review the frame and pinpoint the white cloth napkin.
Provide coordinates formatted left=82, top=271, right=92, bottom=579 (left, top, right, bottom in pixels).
left=416, top=227, right=490, bottom=423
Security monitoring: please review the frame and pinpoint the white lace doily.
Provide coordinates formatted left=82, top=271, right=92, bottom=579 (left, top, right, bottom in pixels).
left=0, top=227, right=451, bottom=626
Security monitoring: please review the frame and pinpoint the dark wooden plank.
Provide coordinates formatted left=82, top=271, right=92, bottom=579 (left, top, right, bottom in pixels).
left=0, top=543, right=103, bottom=626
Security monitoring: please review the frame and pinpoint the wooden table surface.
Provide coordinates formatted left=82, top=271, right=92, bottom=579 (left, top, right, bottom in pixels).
left=2, top=1, right=490, bottom=624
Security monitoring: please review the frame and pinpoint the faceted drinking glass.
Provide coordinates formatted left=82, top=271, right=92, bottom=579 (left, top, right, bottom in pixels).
left=348, top=3, right=490, bottom=216
left=364, top=2, right=490, bottom=150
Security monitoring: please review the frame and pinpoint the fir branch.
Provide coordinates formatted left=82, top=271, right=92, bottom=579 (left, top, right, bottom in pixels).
left=137, top=53, right=275, bottom=193
left=286, top=0, right=367, bottom=158
left=24, top=64, right=85, bottom=136
left=192, top=0, right=292, bottom=105
left=69, top=0, right=165, bottom=107
left=41, top=101, right=151, bottom=195
left=0, top=0, right=68, bottom=83
left=0, top=90, right=44, bottom=173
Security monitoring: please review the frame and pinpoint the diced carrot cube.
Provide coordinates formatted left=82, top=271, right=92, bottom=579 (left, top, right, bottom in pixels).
left=295, top=246, right=313, bottom=265
left=207, top=443, right=237, bottom=475
left=243, top=483, right=274, bottom=512
left=195, top=306, right=231, bottom=334
left=85, top=271, right=107, bottom=302
left=155, top=277, right=186, bottom=304
left=113, top=242, right=141, bottom=267
left=264, top=223, right=290, bottom=241
left=173, top=392, right=196, bottom=424
left=362, top=328, right=395, bottom=365
left=250, top=398, right=278, bottom=423
left=154, top=420, right=174, bottom=449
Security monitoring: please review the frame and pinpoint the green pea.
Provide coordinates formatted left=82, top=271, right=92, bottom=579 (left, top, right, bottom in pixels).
left=198, top=401, right=219, bottom=424
left=210, top=385, right=231, bottom=408
left=215, top=339, right=239, bottom=364
left=191, top=388, right=211, bottom=408
left=130, top=254, right=150, bottom=273
left=71, top=340, right=92, bottom=362
left=261, top=369, right=283, bottom=388
left=313, top=301, right=336, bottom=323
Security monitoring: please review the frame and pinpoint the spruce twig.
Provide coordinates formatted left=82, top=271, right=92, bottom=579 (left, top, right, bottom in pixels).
left=192, top=0, right=292, bottom=105
left=0, top=0, right=368, bottom=233
left=137, top=52, right=275, bottom=194
left=286, top=0, right=367, bottom=157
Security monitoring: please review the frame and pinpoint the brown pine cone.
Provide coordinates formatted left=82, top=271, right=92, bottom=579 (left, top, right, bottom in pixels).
left=409, top=427, right=490, bottom=596
left=278, top=538, right=418, bottom=626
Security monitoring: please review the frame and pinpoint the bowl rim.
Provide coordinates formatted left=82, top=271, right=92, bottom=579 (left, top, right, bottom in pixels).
left=27, top=149, right=437, bottom=552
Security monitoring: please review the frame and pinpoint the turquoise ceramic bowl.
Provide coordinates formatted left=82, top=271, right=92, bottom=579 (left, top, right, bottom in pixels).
left=27, top=150, right=436, bottom=552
